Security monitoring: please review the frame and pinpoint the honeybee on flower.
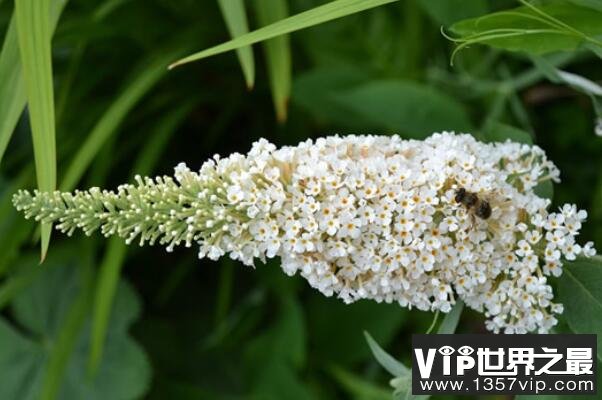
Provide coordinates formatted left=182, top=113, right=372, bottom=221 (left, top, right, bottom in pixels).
left=13, top=132, right=596, bottom=334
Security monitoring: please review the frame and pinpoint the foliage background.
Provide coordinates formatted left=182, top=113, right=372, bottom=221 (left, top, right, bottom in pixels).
left=0, top=0, right=601, bottom=399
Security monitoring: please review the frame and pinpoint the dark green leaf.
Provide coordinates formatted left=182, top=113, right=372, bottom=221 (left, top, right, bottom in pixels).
left=450, top=4, right=602, bottom=56
left=333, top=80, right=473, bottom=138
left=364, top=331, right=409, bottom=377
left=331, top=366, right=392, bottom=400
left=558, top=257, right=602, bottom=362
left=0, top=247, right=150, bottom=400
left=308, top=294, right=406, bottom=364
left=483, top=121, right=533, bottom=144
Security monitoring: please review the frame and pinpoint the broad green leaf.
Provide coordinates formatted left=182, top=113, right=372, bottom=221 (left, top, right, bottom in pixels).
left=40, top=261, right=94, bottom=400
left=254, top=0, right=292, bottom=122
left=0, top=256, right=42, bottom=310
left=60, top=47, right=186, bottom=191
left=415, top=0, right=487, bottom=25
left=364, top=331, right=409, bottom=377
left=436, top=299, right=463, bottom=334
left=252, top=358, right=315, bottom=400
left=449, top=4, right=602, bottom=57
left=245, top=295, right=306, bottom=368
left=0, top=0, right=67, bottom=165
left=483, top=121, right=533, bottom=144
left=330, top=366, right=392, bottom=400
left=333, top=80, right=473, bottom=138
left=309, top=293, right=406, bottom=364
left=15, top=0, right=58, bottom=260
left=169, top=0, right=398, bottom=68
left=292, top=65, right=375, bottom=129
left=0, top=247, right=150, bottom=400
left=217, top=0, right=255, bottom=88
left=558, top=257, right=602, bottom=362
left=88, top=105, right=193, bottom=375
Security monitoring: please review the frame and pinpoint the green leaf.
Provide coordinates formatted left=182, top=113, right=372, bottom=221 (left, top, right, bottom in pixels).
left=245, top=295, right=306, bottom=368
left=251, top=358, right=314, bottom=400
left=217, top=0, right=255, bottom=88
left=364, top=331, right=409, bottom=377
left=169, top=0, right=398, bottom=68
left=449, top=4, right=602, bottom=57
left=253, top=0, right=292, bottom=122
left=558, top=257, right=602, bottom=362
left=292, top=65, right=375, bottom=129
left=333, top=80, right=473, bottom=138
left=0, top=246, right=150, bottom=400
left=483, top=121, right=533, bottom=144
left=0, top=255, right=42, bottom=310
left=330, top=366, right=392, bottom=400
left=0, top=0, right=67, bottom=165
left=15, top=0, right=58, bottom=261
left=436, top=299, right=463, bottom=334
left=415, top=0, right=487, bottom=25
left=308, top=294, right=406, bottom=364
left=60, top=47, right=185, bottom=191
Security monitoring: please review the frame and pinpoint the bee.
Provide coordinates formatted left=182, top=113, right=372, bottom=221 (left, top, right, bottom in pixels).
left=454, top=187, right=492, bottom=220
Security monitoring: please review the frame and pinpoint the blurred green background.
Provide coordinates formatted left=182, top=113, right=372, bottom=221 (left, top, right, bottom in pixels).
left=0, top=0, right=601, bottom=399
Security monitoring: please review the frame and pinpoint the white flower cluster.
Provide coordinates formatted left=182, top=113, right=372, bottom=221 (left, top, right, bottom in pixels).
left=13, top=133, right=596, bottom=333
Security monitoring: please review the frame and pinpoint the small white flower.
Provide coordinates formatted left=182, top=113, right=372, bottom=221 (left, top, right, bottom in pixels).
left=14, top=132, right=598, bottom=334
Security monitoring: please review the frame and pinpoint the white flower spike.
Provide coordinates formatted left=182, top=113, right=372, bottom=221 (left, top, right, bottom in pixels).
left=13, top=133, right=596, bottom=334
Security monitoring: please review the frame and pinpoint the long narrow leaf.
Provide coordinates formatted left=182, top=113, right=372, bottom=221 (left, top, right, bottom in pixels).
left=436, top=300, right=464, bottom=334
left=364, top=331, right=410, bottom=377
left=217, top=0, right=255, bottom=88
left=15, top=0, right=58, bottom=261
left=88, top=105, right=194, bottom=374
left=0, top=0, right=67, bottom=165
left=60, top=48, right=185, bottom=191
left=254, top=0, right=292, bottom=122
left=169, top=0, right=398, bottom=68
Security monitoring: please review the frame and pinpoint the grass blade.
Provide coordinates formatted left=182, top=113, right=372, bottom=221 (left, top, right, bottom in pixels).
left=254, top=0, right=292, bottom=122
left=15, top=0, right=58, bottom=261
left=60, top=48, right=185, bottom=191
left=88, top=104, right=194, bottom=375
left=217, top=0, right=255, bottom=89
left=0, top=0, right=67, bottom=165
left=169, top=0, right=398, bottom=69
